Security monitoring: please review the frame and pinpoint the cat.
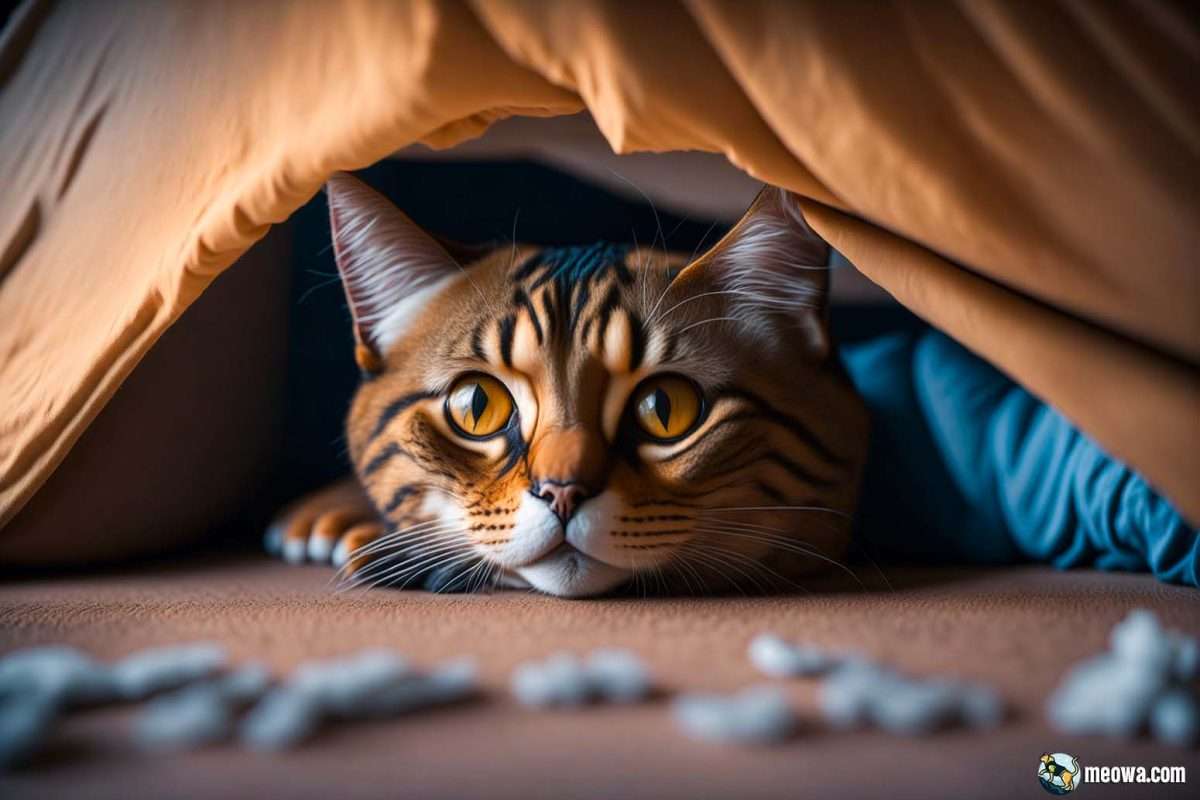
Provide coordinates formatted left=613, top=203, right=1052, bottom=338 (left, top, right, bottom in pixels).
left=265, top=172, right=869, bottom=598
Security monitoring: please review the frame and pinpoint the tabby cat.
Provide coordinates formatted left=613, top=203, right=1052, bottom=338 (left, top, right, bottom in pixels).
left=266, top=173, right=869, bottom=597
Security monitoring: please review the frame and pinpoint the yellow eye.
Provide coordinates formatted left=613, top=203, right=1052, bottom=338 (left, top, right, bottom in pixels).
left=445, top=374, right=514, bottom=438
left=633, top=376, right=703, bottom=441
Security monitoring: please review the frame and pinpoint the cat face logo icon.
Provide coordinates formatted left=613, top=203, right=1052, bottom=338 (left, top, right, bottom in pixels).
left=1038, top=752, right=1082, bottom=794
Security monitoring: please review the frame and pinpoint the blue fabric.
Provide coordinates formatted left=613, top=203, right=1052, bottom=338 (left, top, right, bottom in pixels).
left=843, top=330, right=1199, bottom=587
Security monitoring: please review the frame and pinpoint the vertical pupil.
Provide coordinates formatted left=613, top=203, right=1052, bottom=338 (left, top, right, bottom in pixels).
left=653, top=387, right=672, bottom=430
left=469, top=384, right=489, bottom=430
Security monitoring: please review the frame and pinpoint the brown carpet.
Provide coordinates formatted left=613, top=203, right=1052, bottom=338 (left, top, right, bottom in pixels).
left=1, top=559, right=1197, bottom=799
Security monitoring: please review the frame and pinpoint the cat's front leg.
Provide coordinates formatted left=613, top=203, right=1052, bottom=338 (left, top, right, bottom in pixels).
left=265, top=477, right=384, bottom=568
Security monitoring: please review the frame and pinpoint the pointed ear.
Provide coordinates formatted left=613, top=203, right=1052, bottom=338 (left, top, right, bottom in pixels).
left=327, top=172, right=462, bottom=372
left=683, top=186, right=832, bottom=356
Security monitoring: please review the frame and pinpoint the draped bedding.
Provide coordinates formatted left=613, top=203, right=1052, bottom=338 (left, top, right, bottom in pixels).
left=1, top=0, right=1196, bottom=535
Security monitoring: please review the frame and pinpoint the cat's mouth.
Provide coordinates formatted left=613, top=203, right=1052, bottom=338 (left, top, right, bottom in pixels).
left=487, top=490, right=679, bottom=597
left=512, top=541, right=631, bottom=598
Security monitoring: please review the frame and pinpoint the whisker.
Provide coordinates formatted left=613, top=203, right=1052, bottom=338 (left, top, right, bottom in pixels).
left=507, top=208, right=522, bottom=271
left=688, top=540, right=809, bottom=594
left=451, top=556, right=489, bottom=594
left=336, top=537, right=469, bottom=592
left=386, top=551, right=475, bottom=594
left=691, top=526, right=867, bottom=591
left=694, top=517, right=843, bottom=542
left=393, top=552, right=478, bottom=592
left=339, top=533, right=465, bottom=580
left=702, top=505, right=852, bottom=520
left=329, top=524, right=465, bottom=584
left=605, top=167, right=666, bottom=254
left=655, top=288, right=811, bottom=323
left=348, top=549, right=468, bottom=593
left=431, top=555, right=488, bottom=594
left=667, top=552, right=706, bottom=596
left=297, top=274, right=347, bottom=305
left=683, top=219, right=721, bottom=267
left=675, top=543, right=757, bottom=595
left=676, top=315, right=741, bottom=334
left=338, top=519, right=463, bottom=560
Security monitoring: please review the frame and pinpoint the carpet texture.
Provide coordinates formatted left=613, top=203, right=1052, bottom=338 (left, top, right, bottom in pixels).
left=1, top=559, right=1197, bottom=799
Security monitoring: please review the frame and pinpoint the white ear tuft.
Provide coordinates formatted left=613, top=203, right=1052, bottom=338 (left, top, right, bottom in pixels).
left=696, top=187, right=831, bottom=354
left=327, top=172, right=462, bottom=366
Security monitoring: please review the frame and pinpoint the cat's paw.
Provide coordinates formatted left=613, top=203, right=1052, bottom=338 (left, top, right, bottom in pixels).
left=265, top=478, right=382, bottom=567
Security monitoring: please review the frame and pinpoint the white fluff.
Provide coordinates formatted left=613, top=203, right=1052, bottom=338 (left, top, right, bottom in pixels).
left=135, top=693, right=233, bottom=752
left=0, top=645, right=116, bottom=705
left=1169, top=633, right=1199, bottom=682
left=240, top=650, right=476, bottom=750
left=870, top=680, right=962, bottom=735
left=1046, top=655, right=1164, bottom=736
left=585, top=649, right=652, bottom=704
left=370, top=659, right=479, bottom=716
left=818, top=660, right=1004, bottom=735
left=748, top=634, right=840, bottom=678
left=510, top=650, right=652, bottom=708
left=0, top=642, right=231, bottom=765
left=1110, top=609, right=1174, bottom=674
left=672, top=686, right=796, bottom=744
left=110, top=643, right=228, bottom=699
left=134, top=665, right=272, bottom=752
left=240, top=688, right=323, bottom=752
left=290, top=649, right=410, bottom=716
left=1047, top=609, right=1198, bottom=744
left=1149, top=690, right=1198, bottom=747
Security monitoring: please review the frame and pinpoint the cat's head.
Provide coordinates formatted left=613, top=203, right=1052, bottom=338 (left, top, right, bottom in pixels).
left=329, top=173, right=868, bottom=597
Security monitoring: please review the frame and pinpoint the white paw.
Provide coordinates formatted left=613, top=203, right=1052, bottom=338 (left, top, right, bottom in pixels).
left=306, top=535, right=334, bottom=564
left=282, top=537, right=306, bottom=565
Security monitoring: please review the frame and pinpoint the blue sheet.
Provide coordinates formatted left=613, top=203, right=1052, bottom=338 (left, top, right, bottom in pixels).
left=843, top=331, right=1198, bottom=587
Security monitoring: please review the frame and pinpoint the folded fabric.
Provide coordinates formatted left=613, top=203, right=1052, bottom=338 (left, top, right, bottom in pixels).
left=2, top=0, right=1197, bottom=538
left=846, top=332, right=1199, bottom=587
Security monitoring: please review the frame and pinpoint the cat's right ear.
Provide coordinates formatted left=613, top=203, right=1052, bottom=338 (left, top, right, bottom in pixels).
left=326, top=172, right=462, bottom=373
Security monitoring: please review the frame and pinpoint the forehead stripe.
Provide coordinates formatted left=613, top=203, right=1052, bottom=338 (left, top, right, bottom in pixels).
left=540, top=289, right=557, bottom=339
left=498, top=314, right=516, bottom=368
left=470, top=320, right=487, bottom=361
left=569, top=281, right=591, bottom=330
left=613, top=258, right=634, bottom=285
left=714, top=387, right=844, bottom=466
left=369, top=390, right=436, bottom=442
left=512, top=252, right=544, bottom=281
left=511, top=289, right=544, bottom=345
left=592, top=285, right=622, bottom=353
left=627, top=311, right=646, bottom=371
left=517, top=243, right=630, bottom=291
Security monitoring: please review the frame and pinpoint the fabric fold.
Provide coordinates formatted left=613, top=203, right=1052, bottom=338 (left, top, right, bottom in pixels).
left=1, top=0, right=1196, bottom=533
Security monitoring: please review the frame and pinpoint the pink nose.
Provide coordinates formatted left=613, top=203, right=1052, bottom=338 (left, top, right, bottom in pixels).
left=534, top=481, right=590, bottom=523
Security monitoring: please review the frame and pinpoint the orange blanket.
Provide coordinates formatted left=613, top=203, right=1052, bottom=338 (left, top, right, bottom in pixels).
left=1, top=0, right=1197, bottom=530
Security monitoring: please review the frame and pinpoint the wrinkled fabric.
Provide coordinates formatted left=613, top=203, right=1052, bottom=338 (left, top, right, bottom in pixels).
left=1, top=0, right=1197, bottom=535
left=847, top=332, right=1199, bottom=586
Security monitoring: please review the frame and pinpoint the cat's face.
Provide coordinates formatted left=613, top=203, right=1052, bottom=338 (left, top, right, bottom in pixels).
left=329, top=174, right=868, bottom=597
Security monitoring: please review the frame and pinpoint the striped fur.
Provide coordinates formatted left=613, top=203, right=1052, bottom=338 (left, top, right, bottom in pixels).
left=321, top=174, right=869, bottom=597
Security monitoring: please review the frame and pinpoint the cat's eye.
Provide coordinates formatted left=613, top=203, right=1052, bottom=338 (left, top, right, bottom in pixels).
left=445, top=374, right=514, bottom=439
left=632, top=375, right=703, bottom=441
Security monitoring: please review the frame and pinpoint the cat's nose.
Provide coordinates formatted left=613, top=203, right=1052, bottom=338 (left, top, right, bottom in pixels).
left=532, top=480, right=591, bottom=524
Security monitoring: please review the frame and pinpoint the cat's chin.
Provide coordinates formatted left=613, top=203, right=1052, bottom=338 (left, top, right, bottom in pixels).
left=513, top=544, right=630, bottom=598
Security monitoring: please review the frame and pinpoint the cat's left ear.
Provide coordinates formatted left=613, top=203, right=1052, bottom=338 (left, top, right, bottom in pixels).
left=682, top=186, right=831, bottom=357
left=327, top=172, right=462, bottom=373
